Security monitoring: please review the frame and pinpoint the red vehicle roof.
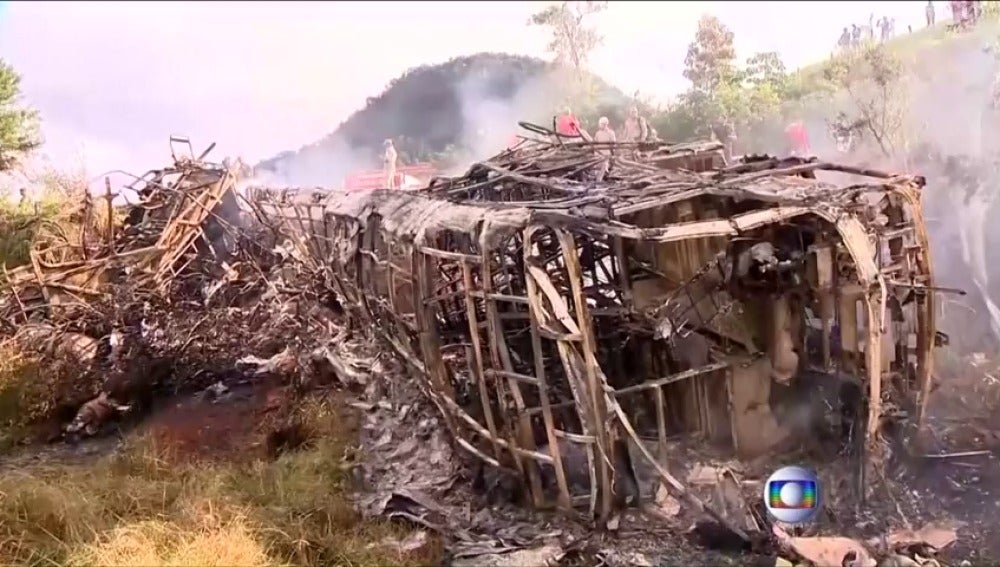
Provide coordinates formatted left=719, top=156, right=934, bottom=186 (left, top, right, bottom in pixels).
left=344, top=163, right=436, bottom=191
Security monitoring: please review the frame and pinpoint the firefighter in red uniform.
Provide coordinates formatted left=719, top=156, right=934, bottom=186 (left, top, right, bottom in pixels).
left=505, top=132, right=521, bottom=150
left=785, top=120, right=811, bottom=157
left=555, top=107, right=592, bottom=141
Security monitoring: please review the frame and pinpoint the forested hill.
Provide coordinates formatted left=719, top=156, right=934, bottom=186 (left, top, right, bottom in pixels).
left=253, top=52, right=636, bottom=186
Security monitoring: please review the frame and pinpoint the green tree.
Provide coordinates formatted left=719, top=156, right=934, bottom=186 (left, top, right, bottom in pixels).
left=0, top=60, right=40, bottom=171
left=744, top=52, right=787, bottom=90
left=529, top=0, right=608, bottom=115
left=823, top=42, right=906, bottom=157
left=677, top=15, right=741, bottom=139
left=668, top=15, right=791, bottom=150
left=683, top=15, right=737, bottom=94
left=529, top=1, right=607, bottom=76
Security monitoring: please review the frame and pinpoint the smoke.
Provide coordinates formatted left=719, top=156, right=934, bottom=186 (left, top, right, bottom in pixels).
left=256, top=56, right=594, bottom=186
left=902, top=38, right=1000, bottom=352
left=447, top=68, right=575, bottom=175
left=253, top=134, right=376, bottom=189
left=778, top=37, right=1000, bottom=354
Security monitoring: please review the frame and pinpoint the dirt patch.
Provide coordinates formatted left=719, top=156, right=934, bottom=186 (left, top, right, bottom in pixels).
left=895, top=363, right=1000, bottom=562
left=141, top=382, right=292, bottom=464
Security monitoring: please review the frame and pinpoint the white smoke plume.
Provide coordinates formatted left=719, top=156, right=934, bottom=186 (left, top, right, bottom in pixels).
left=449, top=71, right=567, bottom=174
left=255, top=55, right=613, bottom=186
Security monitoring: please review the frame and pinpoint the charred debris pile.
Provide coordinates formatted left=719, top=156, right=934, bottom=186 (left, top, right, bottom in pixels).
left=0, top=138, right=345, bottom=432
left=0, top=130, right=954, bottom=564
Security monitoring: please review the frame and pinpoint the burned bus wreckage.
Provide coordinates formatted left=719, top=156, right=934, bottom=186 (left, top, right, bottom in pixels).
left=251, top=132, right=941, bottom=530
left=1, top=130, right=942, bottom=541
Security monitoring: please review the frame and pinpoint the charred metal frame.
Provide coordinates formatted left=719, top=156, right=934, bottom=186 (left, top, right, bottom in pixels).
left=1, top=135, right=937, bottom=530
left=252, top=139, right=938, bottom=526
left=1, top=160, right=238, bottom=321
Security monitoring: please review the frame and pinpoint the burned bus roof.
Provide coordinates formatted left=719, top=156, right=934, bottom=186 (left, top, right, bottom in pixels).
left=254, top=141, right=925, bottom=251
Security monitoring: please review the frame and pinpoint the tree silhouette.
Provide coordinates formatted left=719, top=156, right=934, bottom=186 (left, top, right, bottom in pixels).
left=0, top=59, right=41, bottom=171
left=529, top=1, right=608, bottom=77
left=683, top=15, right=737, bottom=94
left=823, top=43, right=906, bottom=157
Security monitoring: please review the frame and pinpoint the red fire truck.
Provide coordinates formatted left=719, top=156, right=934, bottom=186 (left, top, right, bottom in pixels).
left=343, top=163, right=437, bottom=192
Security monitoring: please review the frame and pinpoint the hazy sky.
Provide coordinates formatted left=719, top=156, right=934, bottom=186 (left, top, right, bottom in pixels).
left=0, top=1, right=941, bottom=179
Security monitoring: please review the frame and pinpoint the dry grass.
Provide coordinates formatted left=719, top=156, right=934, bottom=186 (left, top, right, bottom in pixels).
left=0, top=344, right=49, bottom=449
left=0, top=396, right=444, bottom=566
left=0, top=167, right=123, bottom=272
left=792, top=18, right=1000, bottom=95
left=67, top=515, right=272, bottom=567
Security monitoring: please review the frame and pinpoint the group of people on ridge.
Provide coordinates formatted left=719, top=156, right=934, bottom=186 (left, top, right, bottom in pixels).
left=551, top=105, right=814, bottom=177
left=553, top=105, right=657, bottom=181
left=380, top=103, right=821, bottom=189
left=553, top=105, right=655, bottom=144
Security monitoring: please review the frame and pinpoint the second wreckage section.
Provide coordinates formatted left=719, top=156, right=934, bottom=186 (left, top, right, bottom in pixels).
left=253, top=136, right=939, bottom=524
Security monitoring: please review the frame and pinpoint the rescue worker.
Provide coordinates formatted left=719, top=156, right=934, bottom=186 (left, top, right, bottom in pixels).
left=927, top=0, right=936, bottom=26
left=829, top=112, right=855, bottom=153
left=838, top=27, right=851, bottom=51
left=593, top=116, right=616, bottom=182
left=851, top=24, right=862, bottom=46
left=951, top=0, right=966, bottom=28
left=17, top=187, right=39, bottom=215
left=383, top=139, right=398, bottom=190
left=711, top=118, right=737, bottom=161
left=785, top=119, right=812, bottom=157
left=620, top=105, right=649, bottom=143
left=555, top=107, right=591, bottom=141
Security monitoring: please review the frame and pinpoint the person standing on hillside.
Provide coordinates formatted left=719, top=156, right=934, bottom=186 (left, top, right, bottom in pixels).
left=620, top=106, right=649, bottom=143
left=383, top=139, right=398, bottom=190
left=593, top=116, right=616, bottom=182
left=837, top=27, right=851, bottom=51
left=927, top=1, right=936, bottom=26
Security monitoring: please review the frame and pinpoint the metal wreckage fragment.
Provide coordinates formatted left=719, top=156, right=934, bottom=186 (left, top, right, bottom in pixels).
left=250, top=127, right=943, bottom=536
left=0, top=128, right=943, bottom=543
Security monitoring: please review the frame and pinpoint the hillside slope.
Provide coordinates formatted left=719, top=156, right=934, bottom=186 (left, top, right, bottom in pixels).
left=793, top=19, right=1000, bottom=353
left=793, top=19, right=1000, bottom=91
left=254, top=52, right=635, bottom=186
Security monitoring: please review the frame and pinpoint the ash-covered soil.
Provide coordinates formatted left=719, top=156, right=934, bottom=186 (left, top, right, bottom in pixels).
left=7, top=329, right=996, bottom=566
left=896, top=376, right=1000, bottom=564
